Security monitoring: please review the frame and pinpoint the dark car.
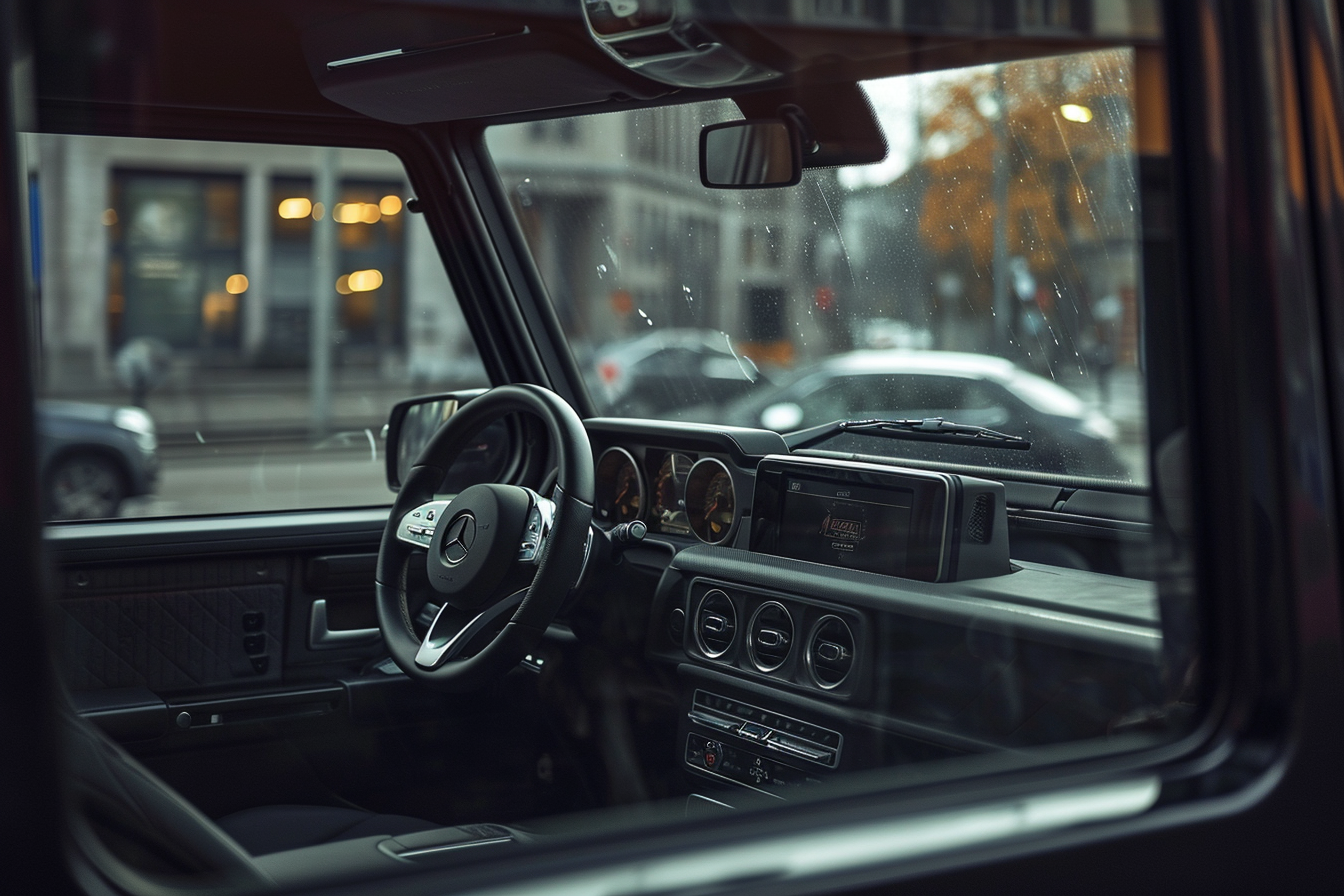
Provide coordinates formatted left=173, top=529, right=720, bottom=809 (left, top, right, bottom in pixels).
left=711, top=350, right=1129, bottom=478
left=36, top=400, right=159, bottom=520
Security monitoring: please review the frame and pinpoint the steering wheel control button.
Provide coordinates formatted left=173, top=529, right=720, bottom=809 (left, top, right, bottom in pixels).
left=243, top=634, right=265, bottom=655
left=242, top=611, right=264, bottom=632
left=517, top=494, right=557, bottom=564
left=398, top=500, right=451, bottom=548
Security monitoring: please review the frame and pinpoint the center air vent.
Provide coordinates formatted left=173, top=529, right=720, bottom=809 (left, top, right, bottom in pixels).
left=807, top=616, right=855, bottom=689
left=747, top=602, right=794, bottom=672
left=695, top=590, right=737, bottom=658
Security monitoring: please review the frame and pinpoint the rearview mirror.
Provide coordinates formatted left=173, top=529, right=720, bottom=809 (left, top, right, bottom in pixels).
left=700, top=119, right=802, bottom=189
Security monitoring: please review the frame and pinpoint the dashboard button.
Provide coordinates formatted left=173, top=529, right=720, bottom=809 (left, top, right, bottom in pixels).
left=738, top=722, right=771, bottom=741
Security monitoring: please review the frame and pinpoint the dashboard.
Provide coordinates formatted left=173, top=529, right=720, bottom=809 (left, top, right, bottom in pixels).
left=594, top=446, right=737, bottom=544
left=583, top=419, right=1166, bottom=805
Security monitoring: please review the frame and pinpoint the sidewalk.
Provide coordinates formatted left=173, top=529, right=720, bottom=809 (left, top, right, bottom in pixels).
left=42, top=362, right=490, bottom=443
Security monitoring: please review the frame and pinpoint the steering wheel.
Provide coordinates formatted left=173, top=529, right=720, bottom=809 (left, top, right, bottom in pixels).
left=375, top=384, right=594, bottom=691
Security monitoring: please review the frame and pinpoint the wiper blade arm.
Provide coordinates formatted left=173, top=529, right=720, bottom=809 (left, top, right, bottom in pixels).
left=784, top=417, right=1032, bottom=452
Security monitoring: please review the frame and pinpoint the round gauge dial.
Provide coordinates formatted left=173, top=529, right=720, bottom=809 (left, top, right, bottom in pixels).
left=685, top=458, right=736, bottom=544
left=594, top=447, right=644, bottom=526
left=651, top=452, right=694, bottom=535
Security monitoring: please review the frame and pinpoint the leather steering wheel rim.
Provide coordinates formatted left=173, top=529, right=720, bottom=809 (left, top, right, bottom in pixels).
left=375, top=384, right=593, bottom=691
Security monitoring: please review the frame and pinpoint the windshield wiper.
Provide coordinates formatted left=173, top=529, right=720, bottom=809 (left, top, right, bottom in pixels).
left=784, top=417, right=1032, bottom=452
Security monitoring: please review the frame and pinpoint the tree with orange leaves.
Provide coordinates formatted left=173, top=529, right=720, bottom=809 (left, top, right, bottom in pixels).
left=918, top=51, right=1136, bottom=321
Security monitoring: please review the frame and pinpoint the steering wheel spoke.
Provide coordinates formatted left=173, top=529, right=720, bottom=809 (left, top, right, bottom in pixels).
left=415, top=589, right=527, bottom=669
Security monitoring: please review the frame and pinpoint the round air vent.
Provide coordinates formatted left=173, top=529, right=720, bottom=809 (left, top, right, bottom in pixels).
left=807, top=615, right=855, bottom=689
left=747, top=602, right=794, bottom=673
left=695, top=589, right=737, bottom=658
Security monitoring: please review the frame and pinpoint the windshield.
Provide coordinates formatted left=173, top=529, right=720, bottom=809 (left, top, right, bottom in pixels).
left=485, top=49, right=1145, bottom=484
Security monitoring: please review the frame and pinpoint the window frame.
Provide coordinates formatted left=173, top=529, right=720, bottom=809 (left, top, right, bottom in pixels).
left=4, top=1, right=1344, bottom=894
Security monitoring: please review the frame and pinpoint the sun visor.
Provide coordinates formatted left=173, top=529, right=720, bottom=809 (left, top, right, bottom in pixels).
left=733, top=83, right=888, bottom=170
left=303, top=26, right=668, bottom=125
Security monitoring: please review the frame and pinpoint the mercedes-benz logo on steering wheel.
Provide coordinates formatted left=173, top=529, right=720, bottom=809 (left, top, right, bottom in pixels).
left=441, top=513, right=476, bottom=565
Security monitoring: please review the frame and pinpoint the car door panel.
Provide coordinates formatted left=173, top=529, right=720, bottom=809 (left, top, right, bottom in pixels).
left=45, top=510, right=600, bottom=832
left=54, top=581, right=287, bottom=693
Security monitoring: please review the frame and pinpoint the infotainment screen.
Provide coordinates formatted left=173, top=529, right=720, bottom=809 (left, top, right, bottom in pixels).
left=751, top=457, right=956, bottom=581
left=777, top=478, right=915, bottom=572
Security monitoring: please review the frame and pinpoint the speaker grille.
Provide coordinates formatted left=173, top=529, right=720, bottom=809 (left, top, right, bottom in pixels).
left=966, top=493, right=994, bottom=544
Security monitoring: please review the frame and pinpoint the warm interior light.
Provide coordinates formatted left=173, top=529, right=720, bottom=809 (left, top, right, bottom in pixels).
left=379, top=195, right=402, bottom=216
left=335, top=274, right=353, bottom=295
left=225, top=274, right=249, bottom=295
left=101, top=209, right=119, bottom=226
left=360, top=203, right=382, bottom=224
left=312, top=202, right=325, bottom=220
left=347, top=269, right=384, bottom=292
left=277, top=197, right=312, bottom=219
left=1060, top=104, right=1093, bottom=123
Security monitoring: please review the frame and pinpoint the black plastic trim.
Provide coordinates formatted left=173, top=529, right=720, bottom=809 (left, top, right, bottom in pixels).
left=43, top=508, right=389, bottom=564
left=670, top=546, right=1161, bottom=663
left=586, top=418, right=789, bottom=467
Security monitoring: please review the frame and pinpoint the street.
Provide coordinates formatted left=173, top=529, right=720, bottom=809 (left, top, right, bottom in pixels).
left=120, top=439, right=393, bottom=517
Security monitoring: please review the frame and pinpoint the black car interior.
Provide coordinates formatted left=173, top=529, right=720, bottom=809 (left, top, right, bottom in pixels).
left=28, top=1, right=1195, bottom=891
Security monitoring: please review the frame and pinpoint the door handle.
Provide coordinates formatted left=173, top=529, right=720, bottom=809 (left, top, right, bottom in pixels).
left=308, top=599, right=382, bottom=650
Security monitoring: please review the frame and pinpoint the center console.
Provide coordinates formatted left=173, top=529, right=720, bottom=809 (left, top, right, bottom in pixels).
left=683, top=689, right=840, bottom=796
left=660, top=454, right=1161, bottom=804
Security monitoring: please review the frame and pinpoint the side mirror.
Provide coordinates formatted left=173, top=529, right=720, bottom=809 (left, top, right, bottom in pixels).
left=385, top=393, right=473, bottom=490
left=700, top=119, right=802, bottom=189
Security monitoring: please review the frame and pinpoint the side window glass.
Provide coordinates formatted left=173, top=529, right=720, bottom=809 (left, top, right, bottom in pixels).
left=23, top=136, right=487, bottom=520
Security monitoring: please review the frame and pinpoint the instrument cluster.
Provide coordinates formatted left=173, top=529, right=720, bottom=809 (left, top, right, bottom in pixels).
left=593, top=446, right=738, bottom=544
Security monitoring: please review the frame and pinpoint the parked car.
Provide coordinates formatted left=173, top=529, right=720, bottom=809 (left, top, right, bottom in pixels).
left=710, top=350, right=1129, bottom=478
left=36, top=400, right=159, bottom=520
left=588, top=329, right=766, bottom=416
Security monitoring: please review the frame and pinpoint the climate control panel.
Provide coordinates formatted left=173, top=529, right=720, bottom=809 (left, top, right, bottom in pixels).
left=683, top=690, right=841, bottom=796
